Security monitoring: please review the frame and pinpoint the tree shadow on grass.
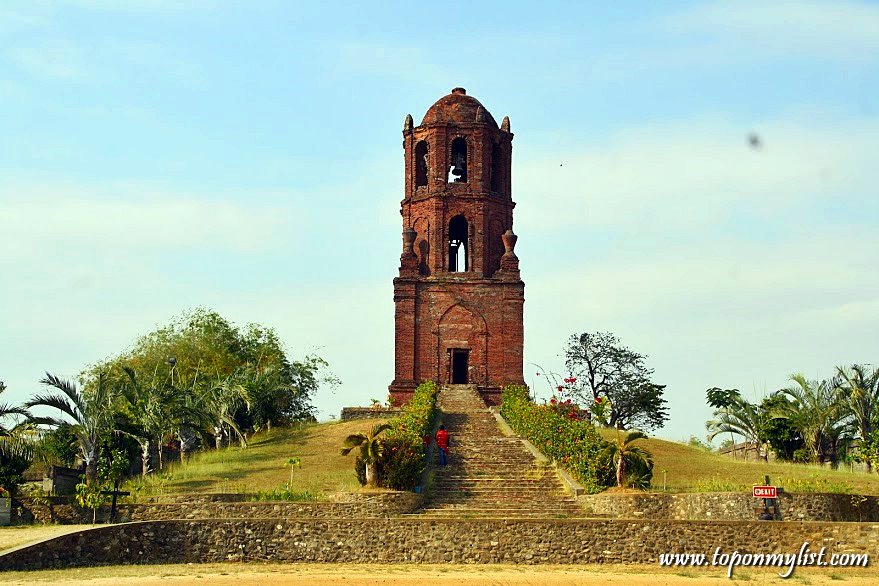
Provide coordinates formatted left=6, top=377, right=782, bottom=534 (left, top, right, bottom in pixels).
left=168, top=479, right=216, bottom=492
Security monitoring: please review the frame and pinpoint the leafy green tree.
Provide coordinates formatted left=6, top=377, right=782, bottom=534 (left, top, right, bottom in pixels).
left=755, top=394, right=803, bottom=461
left=26, top=373, right=121, bottom=485
left=340, top=423, right=391, bottom=487
left=564, top=331, right=668, bottom=431
left=600, top=430, right=654, bottom=488
left=834, top=364, right=879, bottom=472
left=39, top=424, right=80, bottom=467
left=75, top=481, right=106, bottom=524
left=775, top=375, right=850, bottom=464
left=92, top=309, right=331, bottom=456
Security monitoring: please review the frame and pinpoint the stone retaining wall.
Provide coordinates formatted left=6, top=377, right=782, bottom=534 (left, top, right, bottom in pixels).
left=1, top=517, right=876, bottom=570
left=11, top=492, right=422, bottom=525
left=340, top=407, right=400, bottom=421
left=578, top=492, right=879, bottom=522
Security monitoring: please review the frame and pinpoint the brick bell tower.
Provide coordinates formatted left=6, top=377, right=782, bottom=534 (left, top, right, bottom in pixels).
left=389, top=87, right=525, bottom=406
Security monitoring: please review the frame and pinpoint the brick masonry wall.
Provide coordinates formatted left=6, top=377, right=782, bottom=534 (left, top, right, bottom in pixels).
left=390, top=89, right=524, bottom=405
left=578, top=492, right=879, bottom=522
left=1, top=517, right=877, bottom=570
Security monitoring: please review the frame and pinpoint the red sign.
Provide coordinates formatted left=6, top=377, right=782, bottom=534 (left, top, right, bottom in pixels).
left=753, top=485, right=777, bottom=498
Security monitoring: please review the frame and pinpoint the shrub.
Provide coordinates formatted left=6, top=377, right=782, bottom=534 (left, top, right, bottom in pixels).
left=500, top=384, right=613, bottom=493
left=0, top=449, right=31, bottom=497
left=356, top=380, right=438, bottom=490
left=355, top=436, right=424, bottom=490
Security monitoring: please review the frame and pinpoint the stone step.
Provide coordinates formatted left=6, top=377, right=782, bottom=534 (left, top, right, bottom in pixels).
left=415, top=509, right=583, bottom=518
left=416, top=384, right=583, bottom=519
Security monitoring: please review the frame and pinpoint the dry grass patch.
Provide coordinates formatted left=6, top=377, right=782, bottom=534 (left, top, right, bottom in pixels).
left=597, top=430, right=879, bottom=495
left=126, top=419, right=387, bottom=498
left=0, top=525, right=93, bottom=553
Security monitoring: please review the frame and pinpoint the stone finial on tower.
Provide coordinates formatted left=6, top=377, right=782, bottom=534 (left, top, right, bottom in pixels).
left=501, top=116, right=511, bottom=133
left=404, top=114, right=413, bottom=132
left=399, top=227, right=418, bottom=275
left=403, top=227, right=416, bottom=253
left=498, top=229, right=520, bottom=278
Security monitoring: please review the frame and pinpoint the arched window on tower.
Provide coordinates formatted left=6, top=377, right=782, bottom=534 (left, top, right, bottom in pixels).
left=448, top=137, right=468, bottom=183
left=490, top=141, right=502, bottom=192
left=448, top=215, right=469, bottom=272
left=415, top=140, right=429, bottom=188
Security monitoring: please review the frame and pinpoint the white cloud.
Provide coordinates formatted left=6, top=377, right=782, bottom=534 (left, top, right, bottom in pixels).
left=667, top=0, right=879, bottom=61
left=515, top=113, right=878, bottom=233
left=0, top=182, right=295, bottom=261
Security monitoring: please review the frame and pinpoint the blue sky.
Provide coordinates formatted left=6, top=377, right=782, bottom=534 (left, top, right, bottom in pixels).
left=1, top=0, right=877, bottom=442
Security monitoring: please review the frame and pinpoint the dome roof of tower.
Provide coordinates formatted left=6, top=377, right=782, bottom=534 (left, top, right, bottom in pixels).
left=421, top=88, right=498, bottom=129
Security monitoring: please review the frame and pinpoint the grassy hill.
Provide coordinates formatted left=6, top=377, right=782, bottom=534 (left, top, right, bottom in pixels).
left=123, top=419, right=877, bottom=499
left=598, top=429, right=879, bottom=495
left=126, top=419, right=387, bottom=499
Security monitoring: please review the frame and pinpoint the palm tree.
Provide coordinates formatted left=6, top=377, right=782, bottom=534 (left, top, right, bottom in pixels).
left=119, top=366, right=181, bottom=476
left=601, top=430, right=654, bottom=488
left=706, top=393, right=767, bottom=461
left=834, top=364, right=879, bottom=472
left=340, top=423, right=391, bottom=487
left=775, top=374, right=850, bottom=464
left=206, top=374, right=250, bottom=449
left=706, top=387, right=743, bottom=458
left=26, top=372, right=120, bottom=485
left=0, top=381, right=34, bottom=463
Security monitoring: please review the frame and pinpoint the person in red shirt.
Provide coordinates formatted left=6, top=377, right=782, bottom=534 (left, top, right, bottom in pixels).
left=435, top=425, right=450, bottom=466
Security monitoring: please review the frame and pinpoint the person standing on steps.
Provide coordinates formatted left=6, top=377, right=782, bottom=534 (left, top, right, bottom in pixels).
left=435, top=425, right=450, bottom=467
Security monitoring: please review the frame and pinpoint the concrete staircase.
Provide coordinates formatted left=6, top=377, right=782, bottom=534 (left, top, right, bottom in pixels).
left=416, top=384, right=582, bottom=518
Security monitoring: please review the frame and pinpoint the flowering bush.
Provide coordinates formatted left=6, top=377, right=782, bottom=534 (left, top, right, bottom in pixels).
left=500, top=384, right=614, bottom=493
left=548, top=397, right=585, bottom=421
left=590, top=396, right=611, bottom=426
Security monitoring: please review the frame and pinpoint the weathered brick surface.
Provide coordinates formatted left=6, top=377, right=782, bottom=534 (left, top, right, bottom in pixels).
left=390, top=88, right=525, bottom=405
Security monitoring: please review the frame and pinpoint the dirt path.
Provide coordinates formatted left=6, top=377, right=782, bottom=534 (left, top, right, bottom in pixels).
left=2, top=563, right=877, bottom=585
